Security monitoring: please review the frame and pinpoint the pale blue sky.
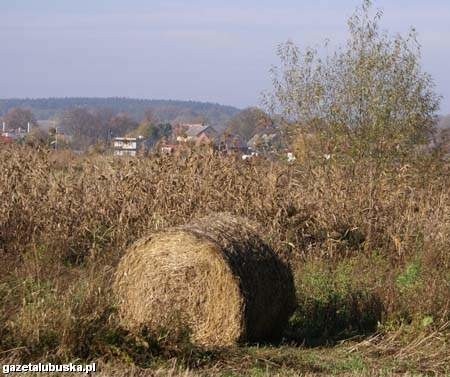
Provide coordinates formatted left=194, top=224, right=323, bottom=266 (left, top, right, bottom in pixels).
left=1, top=0, right=449, bottom=112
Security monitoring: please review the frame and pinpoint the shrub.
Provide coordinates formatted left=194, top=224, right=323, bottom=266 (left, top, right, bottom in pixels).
left=264, top=0, right=440, bottom=161
left=286, top=260, right=383, bottom=345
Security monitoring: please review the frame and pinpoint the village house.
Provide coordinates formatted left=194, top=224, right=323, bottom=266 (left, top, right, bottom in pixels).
left=175, top=123, right=217, bottom=145
left=113, top=136, right=145, bottom=156
left=0, top=135, right=13, bottom=144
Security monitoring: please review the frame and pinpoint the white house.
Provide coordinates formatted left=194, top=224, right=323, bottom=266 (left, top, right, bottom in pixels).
left=113, top=137, right=144, bottom=156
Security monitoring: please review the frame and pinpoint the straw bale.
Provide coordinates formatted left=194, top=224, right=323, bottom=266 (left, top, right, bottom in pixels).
left=114, top=213, right=295, bottom=347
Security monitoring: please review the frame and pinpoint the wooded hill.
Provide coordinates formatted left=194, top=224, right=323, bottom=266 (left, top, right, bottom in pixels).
left=0, top=98, right=240, bottom=129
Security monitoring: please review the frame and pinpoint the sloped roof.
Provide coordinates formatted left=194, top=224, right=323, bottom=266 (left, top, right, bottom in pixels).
left=185, top=124, right=208, bottom=137
left=179, top=124, right=216, bottom=137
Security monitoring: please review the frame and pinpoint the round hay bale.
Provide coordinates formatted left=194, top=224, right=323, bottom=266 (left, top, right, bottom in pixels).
left=113, top=213, right=296, bottom=347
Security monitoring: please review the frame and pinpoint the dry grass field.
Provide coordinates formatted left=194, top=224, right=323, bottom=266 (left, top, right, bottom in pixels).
left=0, top=145, right=449, bottom=376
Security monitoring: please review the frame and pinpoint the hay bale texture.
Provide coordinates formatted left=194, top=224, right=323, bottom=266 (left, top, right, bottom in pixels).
left=113, top=213, right=295, bottom=347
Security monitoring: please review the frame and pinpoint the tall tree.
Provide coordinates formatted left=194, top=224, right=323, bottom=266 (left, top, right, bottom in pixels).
left=263, top=0, right=440, bottom=159
left=108, top=113, right=138, bottom=137
left=58, top=108, right=99, bottom=150
left=128, top=121, right=172, bottom=147
left=224, top=107, right=273, bottom=142
left=2, top=108, right=38, bottom=130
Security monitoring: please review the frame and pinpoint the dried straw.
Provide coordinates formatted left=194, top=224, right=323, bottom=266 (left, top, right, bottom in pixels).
left=114, top=213, right=295, bottom=347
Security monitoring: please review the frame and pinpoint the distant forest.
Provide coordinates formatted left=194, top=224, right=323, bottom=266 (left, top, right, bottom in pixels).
left=0, top=98, right=240, bottom=129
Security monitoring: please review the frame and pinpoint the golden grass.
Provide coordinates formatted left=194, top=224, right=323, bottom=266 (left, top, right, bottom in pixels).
left=0, top=145, right=448, bottom=374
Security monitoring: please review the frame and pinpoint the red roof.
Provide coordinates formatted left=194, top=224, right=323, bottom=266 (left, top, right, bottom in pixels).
left=0, top=136, right=13, bottom=144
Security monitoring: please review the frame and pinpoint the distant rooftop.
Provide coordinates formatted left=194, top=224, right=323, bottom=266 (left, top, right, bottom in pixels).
left=179, top=123, right=211, bottom=138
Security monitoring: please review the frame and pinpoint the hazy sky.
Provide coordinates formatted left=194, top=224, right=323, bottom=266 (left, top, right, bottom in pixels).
left=1, top=0, right=449, bottom=112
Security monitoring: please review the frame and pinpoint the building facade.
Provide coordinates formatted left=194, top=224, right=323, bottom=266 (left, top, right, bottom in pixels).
left=113, top=137, right=144, bottom=156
